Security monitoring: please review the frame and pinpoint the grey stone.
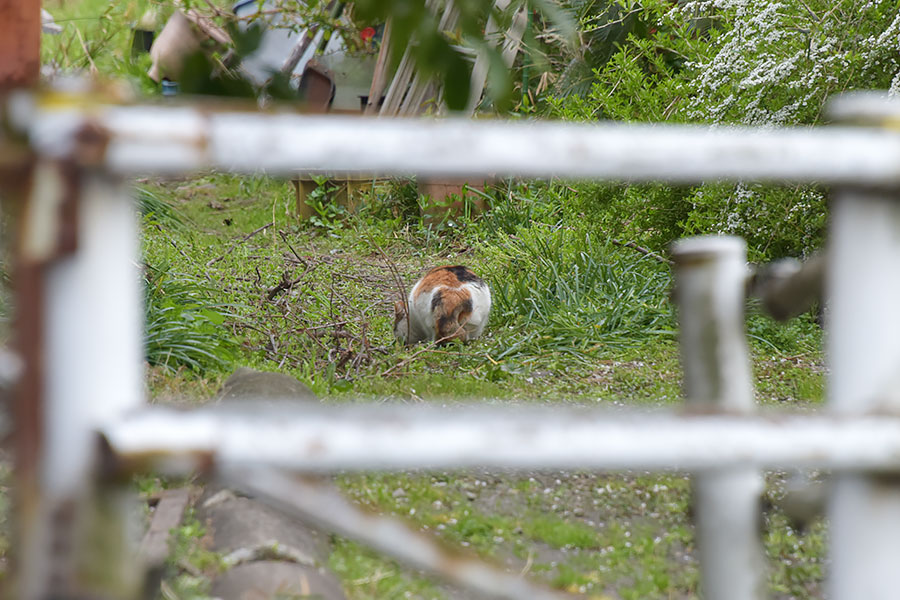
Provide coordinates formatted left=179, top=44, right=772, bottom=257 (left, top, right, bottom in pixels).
left=198, top=493, right=330, bottom=560
left=216, top=367, right=317, bottom=404
left=200, top=368, right=345, bottom=599
left=211, top=561, right=345, bottom=600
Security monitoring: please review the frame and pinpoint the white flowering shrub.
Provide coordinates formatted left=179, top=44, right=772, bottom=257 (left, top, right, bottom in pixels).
left=547, top=0, right=900, bottom=260
left=686, top=0, right=900, bottom=126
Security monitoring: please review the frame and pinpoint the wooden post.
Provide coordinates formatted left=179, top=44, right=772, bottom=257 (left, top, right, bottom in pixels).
left=0, top=0, right=41, bottom=91
left=364, top=20, right=392, bottom=116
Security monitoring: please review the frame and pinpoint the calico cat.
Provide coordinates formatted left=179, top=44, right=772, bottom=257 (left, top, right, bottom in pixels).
left=394, top=265, right=491, bottom=346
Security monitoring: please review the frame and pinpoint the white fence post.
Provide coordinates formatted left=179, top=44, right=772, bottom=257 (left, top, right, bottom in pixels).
left=672, top=236, right=765, bottom=600
left=12, top=165, right=144, bottom=599
left=826, top=93, right=900, bottom=600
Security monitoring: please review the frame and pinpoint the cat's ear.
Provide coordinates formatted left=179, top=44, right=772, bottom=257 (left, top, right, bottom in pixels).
left=394, top=300, right=406, bottom=317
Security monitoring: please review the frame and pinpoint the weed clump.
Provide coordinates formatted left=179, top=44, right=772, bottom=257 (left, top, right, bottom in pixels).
left=481, top=225, right=675, bottom=361
left=144, top=263, right=238, bottom=374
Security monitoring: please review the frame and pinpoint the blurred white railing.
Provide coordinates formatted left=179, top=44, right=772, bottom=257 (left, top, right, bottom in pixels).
left=4, top=89, right=900, bottom=600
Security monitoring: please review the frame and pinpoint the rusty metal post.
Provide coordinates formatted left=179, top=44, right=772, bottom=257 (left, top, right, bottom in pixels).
left=671, top=236, right=765, bottom=600
left=9, top=157, right=144, bottom=598
left=1, top=3, right=44, bottom=597
left=0, top=0, right=41, bottom=92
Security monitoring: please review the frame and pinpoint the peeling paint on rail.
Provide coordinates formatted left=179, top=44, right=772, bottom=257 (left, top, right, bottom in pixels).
left=103, top=406, right=900, bottom=474
left=9, top=91, right=900, bottom=184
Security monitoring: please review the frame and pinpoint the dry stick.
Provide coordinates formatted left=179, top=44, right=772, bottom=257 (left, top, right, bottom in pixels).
left=368, top=235, right=410, bottom=342
left=201, top=0, right=228, bottom=17
left=296, top=326, right=331, bottom=352
left=380, top=334, right=457, bottom=377
left=278, top=230, right=308, bottom=267
left=184, top=8, right=232, bottom=45
left=367, top=235, right=407, bottom=304
left=302, top=319, right=354, bottom=332
left=610, top=238, right=673, bottom=265
left=266, top=272, right=304, bottom=301
left=206, top=221, right=274, bottom=267
left=75, top=28, right=99, bottom=76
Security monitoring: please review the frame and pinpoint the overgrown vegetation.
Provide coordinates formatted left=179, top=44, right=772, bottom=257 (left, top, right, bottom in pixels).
left=483, top=225, right=675, bottom=359
left=3, top=0, right=873, bottom=596
left=541, top=0, right=900, bottom=261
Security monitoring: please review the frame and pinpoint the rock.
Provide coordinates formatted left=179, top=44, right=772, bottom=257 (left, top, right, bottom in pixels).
left=215, top=367, right=317, bottom=404
left=199, top=492, right=330, bottom=561
left=199, top=368, right=345, bottom=599
left=212, top=561, right=345, bottom=600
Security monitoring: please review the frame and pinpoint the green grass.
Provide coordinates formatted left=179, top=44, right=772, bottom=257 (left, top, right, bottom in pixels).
left=132, top=172, right=828, bottom=598
left=144, top=263, right=239, bottom=373
left=330, top=539, right=447, bottom=600
left=480, top=224, right=676, bottom=360
left=0, top=169, right=830, bottom=599
left=41, top=0, right=163, bottom=93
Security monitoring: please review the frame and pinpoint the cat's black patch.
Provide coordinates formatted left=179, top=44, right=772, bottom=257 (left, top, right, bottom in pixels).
left=461, top=298, right=473, bottom=313
left=441, top=265, right=483, bottom=284
left=431, top=290, right=443, bottom=312
left=437, top=315, right=454, bottom=332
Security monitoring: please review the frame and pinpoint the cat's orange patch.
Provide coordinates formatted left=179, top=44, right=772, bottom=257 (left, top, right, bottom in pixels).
left=432, top=287, right=473, bottom=340
left=413, top=267, right=464, bottom=298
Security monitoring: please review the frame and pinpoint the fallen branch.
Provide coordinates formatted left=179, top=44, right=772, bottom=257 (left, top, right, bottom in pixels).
left=266, top=271, right=304, bottom=301
left=278, top=230, right=309, bottom=267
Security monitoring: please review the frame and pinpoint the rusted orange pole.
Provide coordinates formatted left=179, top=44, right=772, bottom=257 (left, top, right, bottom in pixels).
left=1, top=2, right=41, bottom=599
left=0, top=0, right=41, bottom=91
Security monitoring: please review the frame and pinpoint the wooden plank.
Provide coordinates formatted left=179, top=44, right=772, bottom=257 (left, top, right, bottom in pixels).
left=364, top=21, right=392, bottom=115
left=467, top=0, right=527, bottom=115
left=139, top=488, right=192, bottom=567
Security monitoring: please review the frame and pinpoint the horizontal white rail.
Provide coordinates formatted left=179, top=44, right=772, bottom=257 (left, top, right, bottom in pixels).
left=104, top=406, right=900, bottom=473
left=10, top=92, right=900, bottom=184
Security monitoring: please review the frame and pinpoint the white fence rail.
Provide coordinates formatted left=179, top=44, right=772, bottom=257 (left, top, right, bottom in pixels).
left=4, top=89, right=900, bottom=599
left=10, top=91, right=900, bottom=183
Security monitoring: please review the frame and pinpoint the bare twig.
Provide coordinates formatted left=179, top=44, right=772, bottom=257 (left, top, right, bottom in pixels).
left=301, top=319, right=354, bottom=332
left=367, top=234, right=410, bottom=341
left=380, top=334, right=456, bottom=377
left=610, top=238, right=673, bottom=265
left=266, top=271, right=304, bottom=301
left=201, top=0, right=229, bottom=18
left=278, top=230, right=308, bottom=267
left=184, top=8, right=232, bottom=46
left=207, top=221, right=274, bottom=267
left=75, top=28, right=99, bottom=75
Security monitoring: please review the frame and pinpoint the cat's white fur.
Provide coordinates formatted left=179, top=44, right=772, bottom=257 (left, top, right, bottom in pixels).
left=394, top=269, right=491, bottom=345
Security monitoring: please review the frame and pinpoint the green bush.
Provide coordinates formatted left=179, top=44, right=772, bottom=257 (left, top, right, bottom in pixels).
left=541, top=0, right=900, bottom=261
